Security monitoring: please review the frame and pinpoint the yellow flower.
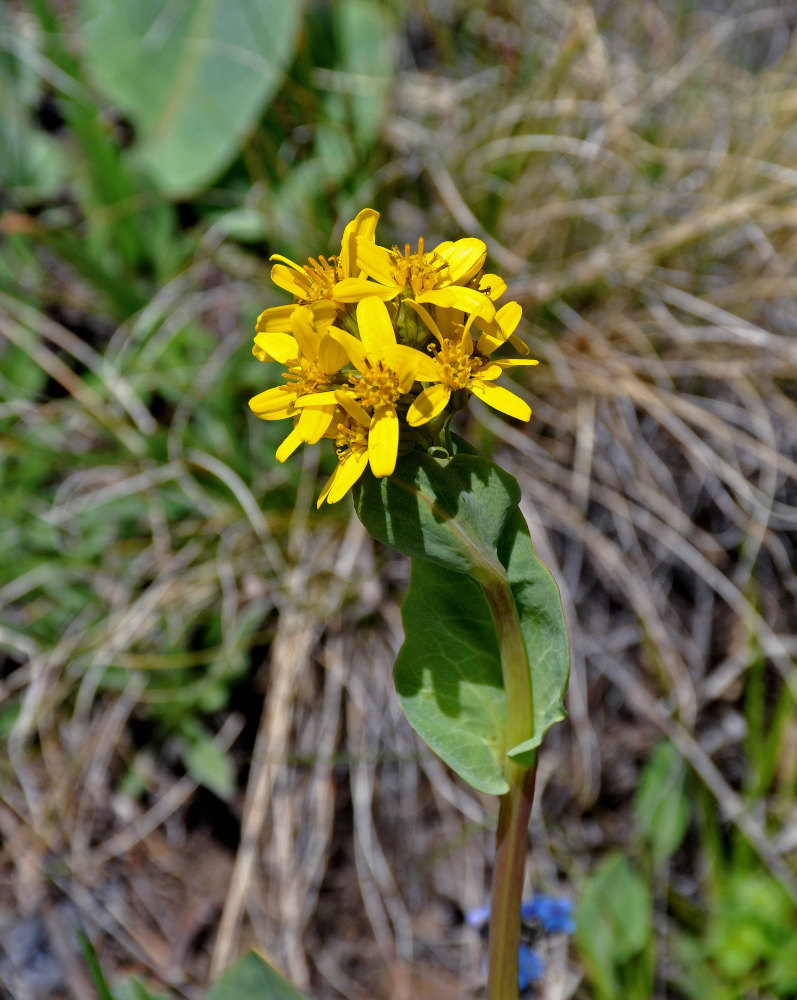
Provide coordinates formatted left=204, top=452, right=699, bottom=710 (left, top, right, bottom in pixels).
left=296, top=296, right=429, bottom=478
left=265, top=207, right=394, bottom=310
left=316, top=410, right=371, bottom=507
left=405, top=301, right=538, bottom=427
left=248, top=306, right=348, bottom=461
left=335, top=233, right=496, bottom=322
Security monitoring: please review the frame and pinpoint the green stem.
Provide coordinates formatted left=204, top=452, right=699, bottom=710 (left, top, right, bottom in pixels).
left=482, top=575, right=536, bottom=1000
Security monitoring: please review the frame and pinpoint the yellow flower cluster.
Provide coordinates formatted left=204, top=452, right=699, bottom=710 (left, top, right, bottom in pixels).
left=248, top=209, right=537, bottom=506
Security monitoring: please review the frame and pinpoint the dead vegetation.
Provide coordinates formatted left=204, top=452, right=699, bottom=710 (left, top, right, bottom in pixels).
left=2, top=2, right=797, bottom=998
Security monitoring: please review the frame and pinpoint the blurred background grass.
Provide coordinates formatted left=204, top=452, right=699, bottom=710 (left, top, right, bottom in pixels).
left=1, top=0, right=797, bottom=997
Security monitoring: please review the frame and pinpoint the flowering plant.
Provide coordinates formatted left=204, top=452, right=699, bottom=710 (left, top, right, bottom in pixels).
left=245, top=210, right=570, bottom=999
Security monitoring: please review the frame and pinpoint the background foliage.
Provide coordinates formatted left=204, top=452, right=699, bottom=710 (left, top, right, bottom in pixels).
left=1, top=1, right=797, bottom=998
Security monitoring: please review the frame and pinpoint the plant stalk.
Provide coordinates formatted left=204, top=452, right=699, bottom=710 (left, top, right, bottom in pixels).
left=482, top=575, right=537, bottom=1000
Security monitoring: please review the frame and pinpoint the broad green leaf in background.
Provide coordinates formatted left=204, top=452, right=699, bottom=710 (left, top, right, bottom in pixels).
left=356, top=449, right=569, bottom=793
left=77, top=0, right=303, bottom=196
left=0, top=14, right=66, bottom=200
left=334, top=0, right=395, bottom=150
left=635, top=739, right=690, bottom=868
left=208, top=951, right=310, bottom=1000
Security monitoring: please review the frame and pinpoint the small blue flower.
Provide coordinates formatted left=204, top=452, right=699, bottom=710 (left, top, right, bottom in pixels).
left=464, top=904, right=491, bottom=929
left=517, top=944, right=545, bottom=991
left=521, top=895, right=576, bottom=935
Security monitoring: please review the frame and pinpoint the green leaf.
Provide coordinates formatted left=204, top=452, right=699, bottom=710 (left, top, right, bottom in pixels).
left=394, top=559, right=508, bottom=794
left=356, top=449, right=568, bottom=793
left=178, top=720, right=234, bottom=800
left=575, top=854, right=653, bottom=1000
left=332, top=0, right=396, bottom=150
left=635, top=740, right=690, bottom=867
left=77, top=0, right=303, bottom=196
left=499, top=507, right=570, bottom=761
left=208, top=952, right=310, bottom=1000
left=78, top=930, right=115, bottom=1000
left=355, top=450, right=521, bottom=580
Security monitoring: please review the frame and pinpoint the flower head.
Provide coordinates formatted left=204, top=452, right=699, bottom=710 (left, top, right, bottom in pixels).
left=248, top=210, right=537, bottom=505
left=405, top=301, right=538, bottom=427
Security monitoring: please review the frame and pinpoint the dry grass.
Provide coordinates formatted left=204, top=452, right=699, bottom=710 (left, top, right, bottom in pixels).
left=2, top=2, right=797, bottom=999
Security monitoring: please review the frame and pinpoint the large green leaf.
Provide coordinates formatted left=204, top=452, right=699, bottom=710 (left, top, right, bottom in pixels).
left=333, top=0, right=396, bottom=150
left=77, top=0, right=303, bottom=196
left=208, top=952, right=309, bottom=1000
left=356, top=449, right=569, bottom=794
left=394, top=559, right=508, bottom=794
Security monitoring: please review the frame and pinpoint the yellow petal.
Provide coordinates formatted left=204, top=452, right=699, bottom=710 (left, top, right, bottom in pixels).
left=477, top=363, right=503, bottom=381
left=318, top=333, right=348, bottom=374
left=289, top=306, right=318, bottom=361
left=253, top=331, right=298, bottom=365
left=508, top=333, right=531, bottom=355
left=492, top=358, right=539, bottom=369
left=416, top=286, right=495, bottom=322
left=276, top=425, right=304, bottom=463
left=255, top=304, right=297, bottom=333
left=435, top=306, right=459, bottom=339
left=355, top=239, right=398, bottom=285
left=469, top=381, right=531, bottom=421
left=328, top=327, right=368, bottom=374
left=312, top=299, right=338, bottom=321
left=479, top=272, right=507, bottom=300
left=271, top=263, right=309, bottom=298
left=297, top=404, right=335, bottom=444
left=339, top=208, right=380, bottom=277
left=249, top=386, right=296, bottom=419
left=407, top=384, right=451, bottom=426
left=414, top=352, right=441, bottom=382
left=368, top=406, right=399, bottom=477
left=496, top=301, right=522, bottom=339
left=460, top=312, right=478, bottom=356
left=293, top=389, right=339, bottom=408
left=332, top=277, right=399, bottom=302
left=357, top=296, right=397, bottom=355
left=391, top=344, right=423, bottom=393
left=317, top=469, right=336, bottom=507
left=334, top=390, right=372, bottom=427
left=476, top=330, right=504, bottom=355
left=269, top=253, right=303, bottom=271
left=434, top=237, right=486, bottom=284
left=326, top=448, right=370, bottom=504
